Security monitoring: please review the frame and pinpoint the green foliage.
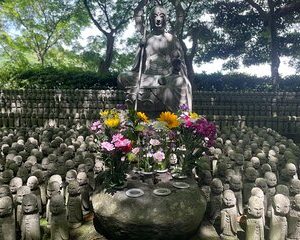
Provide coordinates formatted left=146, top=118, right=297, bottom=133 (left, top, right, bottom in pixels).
left=202, top=0, right=300, bottom=70
left=0, top=65, right=118, bottom=89
left=0, top=0, right=89, bottom=66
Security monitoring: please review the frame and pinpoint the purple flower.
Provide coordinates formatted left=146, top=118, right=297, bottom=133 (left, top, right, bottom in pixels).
left=192, top=118, right=216, bottom=147
left=116, top=104, right=127, bottom=110
left=101, top=141, right=115, bottom=151
left=180, top=104, right=189, bottom=111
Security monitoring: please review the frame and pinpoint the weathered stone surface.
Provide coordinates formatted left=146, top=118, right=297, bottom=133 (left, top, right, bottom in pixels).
left=92, top=178, right=206, bottom=240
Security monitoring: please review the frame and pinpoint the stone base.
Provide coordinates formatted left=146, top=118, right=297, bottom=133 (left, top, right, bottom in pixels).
left=92, top=178, right=207, bottom=240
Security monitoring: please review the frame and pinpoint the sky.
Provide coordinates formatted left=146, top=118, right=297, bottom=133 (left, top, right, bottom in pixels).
left=80, top=24, right=297, bottom=77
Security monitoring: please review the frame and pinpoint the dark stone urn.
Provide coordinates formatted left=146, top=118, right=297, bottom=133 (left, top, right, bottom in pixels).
left=92, top=176, right=207, bottom=240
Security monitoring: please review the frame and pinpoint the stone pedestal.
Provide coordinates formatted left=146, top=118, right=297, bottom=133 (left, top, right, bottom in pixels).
left=92, top=178, right=206, bottom=240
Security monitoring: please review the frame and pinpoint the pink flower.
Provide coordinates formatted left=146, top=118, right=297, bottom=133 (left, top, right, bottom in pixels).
left=114, top=138, right=131, bottom=148
left=101, top=141, right=115, bottom=151
left=114, top=138, right=132, bottom=153
left=91, top=121, right=102, bottom=131
left=150, top=139, right=161, bottom=146
left=181, top=114, right=193, bottom=128
left=111, top=133, right=124, bottom=143
left=153, top=151, right=165, bottom=162
left=132, top=147, right=140, bottom=154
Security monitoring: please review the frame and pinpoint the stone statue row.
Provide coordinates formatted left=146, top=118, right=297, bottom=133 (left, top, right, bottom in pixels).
left=197, top=126, right=300, bottom=240
left=0, top=125, right=99, bottom=240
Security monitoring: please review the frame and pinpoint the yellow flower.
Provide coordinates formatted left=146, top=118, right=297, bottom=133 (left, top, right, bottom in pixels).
left=157, top=111, right=180, bottom=129
left=100, top=110, right=109, bottom=117
left=190, top=112, right=200, bottom=120
left=104, top=117, right=120, bottom=128
left=137, top=112, right=149, bottom=123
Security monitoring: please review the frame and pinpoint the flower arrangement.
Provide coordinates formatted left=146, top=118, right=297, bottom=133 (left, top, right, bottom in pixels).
left=90, top=104, right=216, bottom=188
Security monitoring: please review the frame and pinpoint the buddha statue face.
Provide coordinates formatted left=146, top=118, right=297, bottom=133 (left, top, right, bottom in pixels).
left=248, top=196, right=264, bottom=218
left=294, top=194, right=300, bottom=210
left=0, top=197, right=13, bottom=217
left=9, top=177, right=23, bottom=194
left=66, top=170, right=77, bottom=184
left=290, top=179, right=300, bottom=195
left=0, top=186, right=11, bottom=198
left=22, top=194, right=38, bottom=214
left=27, top=176, right=38, bottom=190
left=273, top=194, right=290, bottom=215
left=211, top=178, right=223, bottom=195
left=229, top=175, right=242, bottom=191
left=68, top=181, right=80, bottom=196
left=265, top=172, right=277, bottom=187
left=16, top=186, right=31, bottom=204
left=77, top=172, right=88, bottom=186
left=50, top=195, right=65, bottom=215
left=286, top=163, right=297, bottom=177
left=47, top=181, right=60, bottom=198
left=150, top=6, right=167, bottom=32
left=223, top=190, right=236, bottom=207
left=94, top=161, right=104, bottom=174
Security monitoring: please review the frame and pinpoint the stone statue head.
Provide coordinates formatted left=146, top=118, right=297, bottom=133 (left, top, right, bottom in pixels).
left=68, top=180, right=80, bottom=196
left=272, top=194, right=290, bottom=215
left=211, top=178, right=223, bottom=195
left=294, top=194, right=300, bottom=210
left=0, top=196, right=13, bottom=217
left=150, top=5, right=167, bottom=32
left=255, top=178, right=268, bottom=194
left=94, top=160, right=105, bottom=174
left=250, top=157, right=260, bottom=169
left=2, top=170, right=14, bottom=184
left=16, top=186, right=31, bottom=204
left=50, top=194, right=65, bottom=215
left=244, top=167, right=258, bottom=182
left=264, top=171, right=277, bottom=187
left=229, top=175, right=242, bottom=191
left=276, top=184, right=289, bottom=196
left=285, top=163, right=297, bottom=177
left=248, top=196, right=264, bottom=218
left=290, top=179, right=300, bottom=196
left=77, top=172, right=88, bottom=186
left=27, top=176, right=39, bottom=190
left=0, top=185, right=12, bottom=199
left=66, top=170, right=77, bottom=184
left=47, top=181, right=61, bottom=198
left=9, top=177, right=23, bottom=194
left=222, top=189, right=236, bottom=207
left=22, top=193, right=38, bottom=214
left=251, top=187, right=264, bottom=199
left=49, top=174, right=63, bottom=188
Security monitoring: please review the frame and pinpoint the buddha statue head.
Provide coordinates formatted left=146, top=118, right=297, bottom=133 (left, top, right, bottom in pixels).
left=149, top=5, right=167, bottom=33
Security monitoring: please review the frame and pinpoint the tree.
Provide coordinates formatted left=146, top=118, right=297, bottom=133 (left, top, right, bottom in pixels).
left=205, top=0, right=300, bottom=86
left=167, top=0, right=215, bottom=83
left=0, top=0, right=88, bottom=66
left=82, top=0, right=142, bottom=74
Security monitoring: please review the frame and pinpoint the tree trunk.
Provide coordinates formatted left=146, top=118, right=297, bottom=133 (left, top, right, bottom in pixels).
left=268, top=0, right=280, bottom=87
left=97, top=34, right=115, bottom=74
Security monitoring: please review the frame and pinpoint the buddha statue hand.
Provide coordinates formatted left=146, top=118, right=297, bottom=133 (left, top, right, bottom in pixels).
left=139, top=37, right=147, bottom=48
left=158, top=76, right=167, bottom=85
